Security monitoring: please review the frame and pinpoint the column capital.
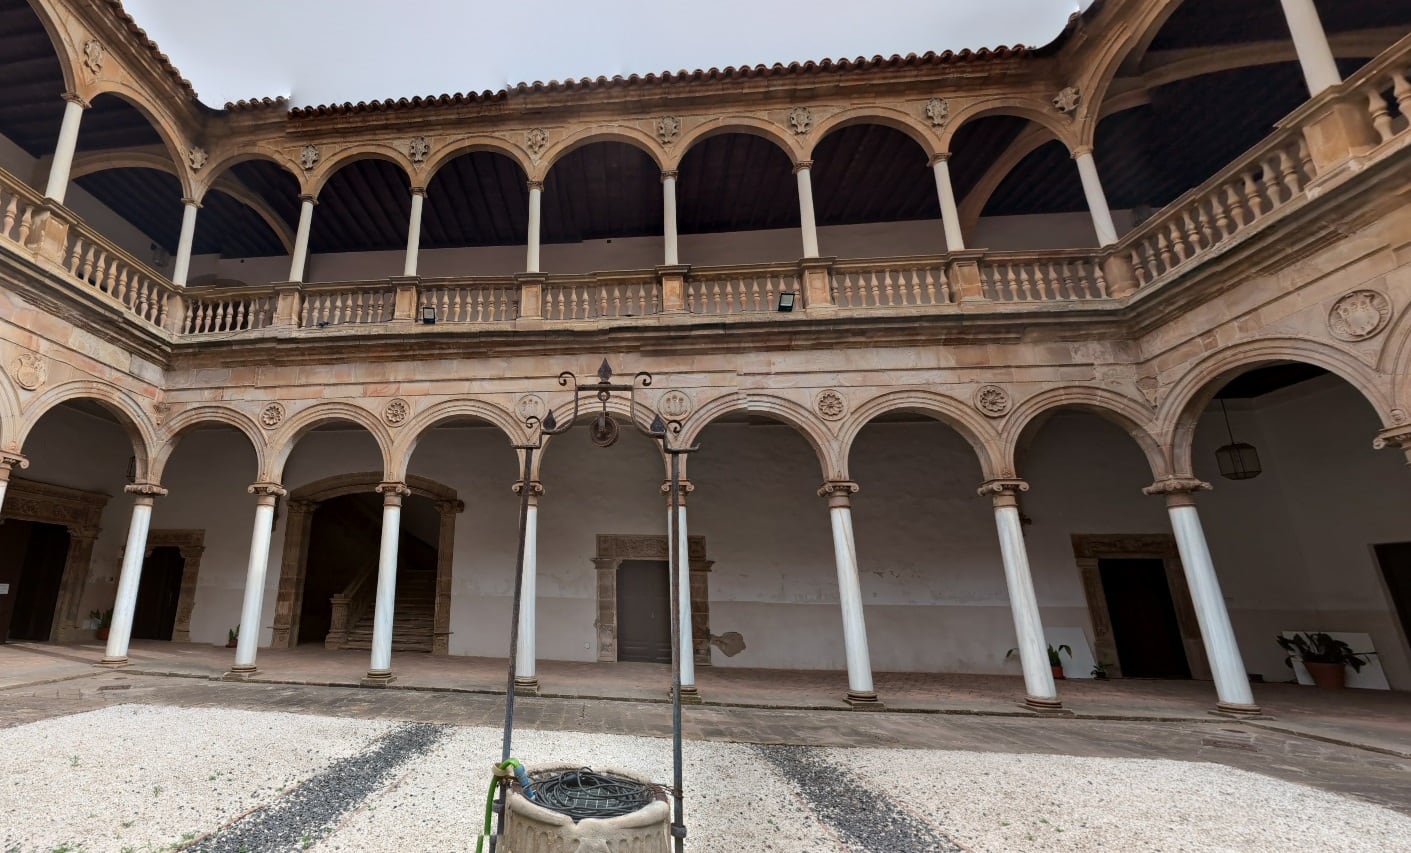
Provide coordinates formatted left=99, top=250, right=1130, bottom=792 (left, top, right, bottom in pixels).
left=526, top=179, right=545, bottom=192
left=410, top=186, right=428, bottom=197
left=928, top=152, right=951, bottom=166
left=1142, top=476, right=1211, bottom=507
left=124, top=482, right=168, bottom=497
left=818, top=480, right=859, bottom=507
left=661, top=479, right=694, bottom=505
left=978, top=478, right=1029, bottom=506
left=180, top=197, right=201, bottom=209
left=660, top=169, right=679, bottom=182
left=0, top=451, right=29, bottom=479
left=1071, top=144, right=1095, bottom=159
left=298, top=193, right=318, bottom=206
left=792, top=160, right=814, bottom=174
left=376, top=481, right=411, bottom=503
left=511, top=480, right=544, bottom=496
left=248, top=482, right=287, bottom=499
left=1373, top=423, right=1411, bottom=451
left=60, top=91, right=91, bottom=109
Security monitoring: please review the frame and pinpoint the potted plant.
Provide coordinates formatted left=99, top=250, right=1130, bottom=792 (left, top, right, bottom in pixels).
left=89, top=608, right=112, bottom=642
left=226, top=625, right=239, bottom=649
left=1091, top=660, right=1112, bottom=680
left=1276, top=632, right=1369, bottom=689
left=1005, top=644, right=1073, bottom=679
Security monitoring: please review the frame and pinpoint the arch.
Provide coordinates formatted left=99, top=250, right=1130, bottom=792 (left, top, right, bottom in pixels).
left=389, top=398, right=523, bottom=481
left=837, top=390, right=1004, bottom=482
left=672, top=117, right=803, bottom=169
left=265, top=401, right=394, bottom=484
left=199, top=149, right=303, bottom=196
left=422, top=139, right=531, bottom=186
left=956, top=123, right=1056, bottom=234
left=307, top=145, right=413, bottom=197
left=285, top=470, right=457, bottom=504
left=808, top=108, right=939, bottom=160
left=679, top=392, right=840, bottom=482
left=1076, top=0, right=1191, bottom=146
left=69, top=147, right=178, bottom=181
left=938, top=99, right=1075, bottom=155
left=1003, top=385, right=1169, bottom=483
left=148, top=405, right=267, bottom=484
left=535, top=393, right=669, bottom=481
left=17, top=380, right=159, bottom=482
left=539, top=128, right=666, bottom=179
left=0, top=370, right=21, bottom=452
left=22, top=0, right=77, bottom=94
left=80, top=90, right=194, bottom=198
left=1158, top=338, right=1395, bottom=476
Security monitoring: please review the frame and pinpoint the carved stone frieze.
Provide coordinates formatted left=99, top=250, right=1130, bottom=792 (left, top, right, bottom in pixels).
left=815, top=389, right=846, bottom=421
left=788, top=106, right=813, bottom=134
left=656, top=115, right=680, bottom=145
left=12, top=352, right=46, bottom=391
left=924, top=97, right=950, bottom=127
left=408, top=136, right=430, bottom=163
left=383, top=397, right=410, bottom=426
left=1328, top=289, right=1391, bottom=341
left=300, top=144, right=320, bottom=171
left=260, top=402, right=285, bottom=429
left=973, top=384, right=1011, bottom=417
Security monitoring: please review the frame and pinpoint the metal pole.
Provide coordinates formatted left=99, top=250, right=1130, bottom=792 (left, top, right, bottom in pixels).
left=667, top=448, right=686, bottom=852
left=495, top=443, right=536, bottom=845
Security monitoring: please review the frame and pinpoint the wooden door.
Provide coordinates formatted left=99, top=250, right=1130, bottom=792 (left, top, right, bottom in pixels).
left=131, top=546, right=185, bottom=641
left=1374, top=542, right=1411, bottom=646
left=1099, top=557, right=1191, bottom=678
left=616, top=560, right=672, bottom=663
left=0, top=520, right=70, bottom=642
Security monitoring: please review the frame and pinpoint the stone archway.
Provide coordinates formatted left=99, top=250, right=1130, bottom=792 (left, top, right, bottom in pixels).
left=0, top=478, right=107, bottom=642
left=144, top=529, right=205, bottom=642
left=593, top=533, right=712, bottom=665
left=269, top=473, right=462, bottom=654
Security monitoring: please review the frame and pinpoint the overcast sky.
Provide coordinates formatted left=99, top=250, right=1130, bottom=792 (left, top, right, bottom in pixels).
left=122, top=0, right=1091, bottom=108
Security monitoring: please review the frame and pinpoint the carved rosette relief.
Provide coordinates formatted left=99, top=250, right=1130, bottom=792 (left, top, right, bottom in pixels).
left=525, top=128, right=549, bottom=159
left=974, top=384, right=1012, bottom=417
left=815, top=389, right=846, bottom=421
left=12, top=352, right=46, bottom=391
left=299, top=145, right=320, bottom=171
left=1328, top=290, right=1391, bottom=341
left=1052, top=86, right=1081, bottom=114
left=187, top=147, right=207, bottom=171
left=260, top=402, right=285, bottom=429
left=83, top=39, right=104, bottom=74
left=788, top=106, right=813, bottom=135
left=516, top=394, right=546, bottom=423
left=383, top=398, right=410, bottom=426
left=656, top=116, right=680, bottom=145
left=658, top=390, right=692, bottom=420
left=924, top=97, right=950, bottom=128
left=408, top=136, right=430, bottom=164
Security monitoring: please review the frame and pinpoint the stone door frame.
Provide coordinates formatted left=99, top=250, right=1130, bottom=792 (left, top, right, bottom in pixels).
left=1, top=477, right=108, bottom=642
left=1071, top=534, right=1210, bottom=680
left=143, top=529, right=205, bottom=642
left=270, top=472, right=463, bottom=654
left=594, top=533, right=712, bottom=665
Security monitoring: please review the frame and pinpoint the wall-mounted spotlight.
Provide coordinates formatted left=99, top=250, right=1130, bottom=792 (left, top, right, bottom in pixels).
left=420, top=305, right=437, bottom=325
left=777, top=292, right=797, bottom=313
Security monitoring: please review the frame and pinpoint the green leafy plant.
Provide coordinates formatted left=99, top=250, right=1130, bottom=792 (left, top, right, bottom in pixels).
left=88, top=608, right=112, bottom=629
left=1090, top=660, right=1112, bottom=679
left=1047, top=644, right=1073, bottom=667
left=1276, top=632, right=1369, bottom=671
left=228, top=625, right=240, bottom=645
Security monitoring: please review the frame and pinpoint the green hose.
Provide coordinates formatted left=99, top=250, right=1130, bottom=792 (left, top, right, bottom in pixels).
left=476, top=759, right=525, bottom=853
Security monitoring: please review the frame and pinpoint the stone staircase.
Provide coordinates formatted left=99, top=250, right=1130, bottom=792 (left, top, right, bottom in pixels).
left=343, top=569, right=436, bottom=653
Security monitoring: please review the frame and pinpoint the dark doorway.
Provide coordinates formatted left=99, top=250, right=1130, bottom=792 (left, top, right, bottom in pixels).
left=616, top=559, right=671, bottom=663
left=1100, top=557, right=1191, bottom=678
left=0, top=520, right=71, bottom=642
left=131, top=546, right=185, bottom=640
left=1374, top=542, right=1411, bottom=646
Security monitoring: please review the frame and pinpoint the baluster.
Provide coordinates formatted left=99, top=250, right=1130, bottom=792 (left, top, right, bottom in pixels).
left=1223, top=183, right=1247, bottom=231
left=112, top=266, right=129, bottom=303
left=1368, top=87, right=1394, bottom=143
left=1, top=196, right=15, bottom=240
left=1209, top=189, right=1232, bottom=239
left=1389, top=70, right=1411, bottom=132
left=1277, top=148, right=1301, bottom=200
left=830, top=273, right=843, bottom=306
left=1190, top=206, right=1210, bottom=252
left=79, top=245, right=94, bottom=282
left=18, top=209, right=32, bottom=245
left=1155, top=230, right=1173, bottom=273
left=1092, top=262, right=1108, bottom=298
left=1263, top=157, right=1285, bottom=206
left=67, top=236, right=83, bottom=274
left=138, top=280, right=153, bottom=319
left=1057, top=261, right=1076, bottom=299
left=765, top=276, right=779, bottom=309
left=1242, top=170, right=1264, bottom=220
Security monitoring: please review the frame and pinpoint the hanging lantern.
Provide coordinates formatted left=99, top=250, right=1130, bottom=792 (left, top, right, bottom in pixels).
left=1215, top=399, right=1262, bottom=480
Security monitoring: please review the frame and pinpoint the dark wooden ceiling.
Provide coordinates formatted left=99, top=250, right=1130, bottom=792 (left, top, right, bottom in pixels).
left=423, top=152, right=528, bottom=248
left=1151, top=0, right=1410, bottom=51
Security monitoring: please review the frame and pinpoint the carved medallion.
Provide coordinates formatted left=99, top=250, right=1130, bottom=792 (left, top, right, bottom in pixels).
left=408, top=136, right=429, bottom=164
left=974, top=384, right=1011, bottom=417
left=1328, top=290, right=1391, bottom=341
left=1394, top=409, right=1408, bottom=425
left=658, top=390, right=692, bottom=420
left=299, top=144, right=319, bottom=171
left=1052, top=87, right=1081, bottom=114
left=383, top=398, right=410, bottom=426
left=83, top=39, right=104, bottom=74
left=924, top=97, right=950, bottom=128
left=259, top=402, right=285, bottom=429
left=517, top=394, right=546, bottom=423
left=525, top=128, right=549, bottom=159
left=656, top=116, right=680, bottom=145
left=12, top=352, right=46, bottom=391
left=1136, top=376, right=1160, bottom=409
left=788, top=106, right=813, bottom=135
left=815, top=389, right=846, bottom=421
left=187, top=146, right=208, bottom=171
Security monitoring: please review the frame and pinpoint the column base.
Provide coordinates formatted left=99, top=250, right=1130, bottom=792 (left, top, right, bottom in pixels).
left=97, top=656, right=129, bottom=668
left=1022, top=695, right=1068, bottom=713
left=222, top=664, right=258, bottom=682
left=513, top=676, right=540, bottom=696
left=845, top=690, right=884, bottom=709
left=677, top=685, right=702, bottom=705
left=1213, top=701, right=1264, bottom=717
left=361, top=670, right=395, bottom=688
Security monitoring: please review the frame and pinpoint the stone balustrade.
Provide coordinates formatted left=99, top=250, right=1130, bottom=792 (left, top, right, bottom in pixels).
left=542, top=272, right=660, bottom=320
left=300, top=281, right=397, bottom=327
left=419, top=278, right=520, bottom=323
left=685, top=266, right=802, bottom=314
left=180, top=287, right=277, bottom=334
left=979, top=252, right=1107, bottom=302
left=832, top=257, right=950, bottom=308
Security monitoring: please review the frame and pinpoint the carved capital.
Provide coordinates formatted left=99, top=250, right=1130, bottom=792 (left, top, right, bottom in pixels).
left=0, top=452, right=29, bottom=479
left=61, top=91, right=92, bottom=109
left=660, top=169, right=679, bottom=182
left=661, top=479, right=694, bottom=506
left=124, top=482, right=168, bottom=499
left=978, top=479, right=1029, bottom=505
left=1373, top=423, right=1411, bottom=451
left=511, top=480, right=545, bottom=497
left=792, top=160, right=814, bottom=174
left=1143, top=477, right=1210, bottom=507
left=298, top=193, right=318, bottom=206
left=376, top=481, right=412, bottom=502
left=248, top=482, right=287, bottom=499
left=818, top=480, right=859, bottom=508
left=526, top=179, right=544, bottom=192
left=928, top=152, right=951, bottom=166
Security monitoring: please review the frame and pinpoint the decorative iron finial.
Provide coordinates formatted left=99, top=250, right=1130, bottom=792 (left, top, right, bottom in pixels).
left=598, top=359, right=614, bottom=383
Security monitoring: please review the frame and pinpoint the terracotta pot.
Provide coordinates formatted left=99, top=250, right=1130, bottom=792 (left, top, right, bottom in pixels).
left=226, top=641, right=237, bottom=648
left=1304, top=661, right=1347, bottom=689
left=95, top=627, right=109, bottom=642
left=1051, top=664, right=1065, bottom=680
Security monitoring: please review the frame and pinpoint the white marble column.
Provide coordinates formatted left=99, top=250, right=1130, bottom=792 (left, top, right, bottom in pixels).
left=171, top=198, right=200, bottom=286
left=1279, top=0, right=1341, bottom=95
left=930, top=153, right=966, bottom=251
left=0, top=452, right=29, bottom=515
left=101, top=483, right=167, bottom=666
left=662, top=170, right=679, bottom=266
left=664, top=480, right=697, bottom=698
left=365, top=482, right=409, bottom=683
left=1073, top=147, right=1118, bottom=247
left=526, top=180, right=544, bottom=273
left=980, top=480, right=1061, bottom=709
left=818, top=481, right=878, bottom=706
left=1145, top=478, right=1260, bottom=714
left=794, top=161, right=820, bottom=259
left=403, top=188, right=426, bottom=277
left=287, top=195, right=316, bottom=282
left=44, top=94, right=88, bottom=204
left=513, top=481, right=543, bottom=693
left=226, top=483, right=286, bottom=678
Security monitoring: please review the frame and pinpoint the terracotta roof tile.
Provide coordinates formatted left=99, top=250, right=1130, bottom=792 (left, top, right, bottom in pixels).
left=224, top=96, right=291, bottom=112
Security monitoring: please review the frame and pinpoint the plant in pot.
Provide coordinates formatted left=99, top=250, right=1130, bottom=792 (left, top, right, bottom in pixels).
left=1090, top=660, right=1113, bottom=680
left=226, top=625, right=239, bottom=649
left=89, top=608, right=113, bottom=642
left=1276, top=632, right=1369, bottom=689
left=1005, top=644, right=1073, bottom=679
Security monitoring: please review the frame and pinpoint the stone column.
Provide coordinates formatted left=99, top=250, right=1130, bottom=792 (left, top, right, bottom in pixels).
left=794, top=161, right=820, bottom=259
left=1143, top=478, right=1260, bottom=714
left=226, top=483, right=286, bottom=679
left=288, top=195, right=316, bottom=282
left=171, top=198, right=200, bottom=286
left=818, top=481, right=879, bottom=707
left=101, top=483, right=167, bottom=666
left=661, top=170, right=680, bottom=266
left=431, top=498, right=462, bottom=655
left=513, top=481, right=543, bottom=694
left=1279, top=0, right=1341, bottom=95
left=43, top=94, right=88, bottom=203
left=364, top=482, right=409, bottom=685
left=930, top=153, right=966, bottom=251
left=403, top=188, right=426, bottom=277
left=526, top=180, right=544, bottom=273
left=0, top=452, right=29, bottom=514
left=663, top=479, right=698, bottom=701
left=979, top=479, right=1061, bottom=709
left=1073, top=147, right=1118, bottom=247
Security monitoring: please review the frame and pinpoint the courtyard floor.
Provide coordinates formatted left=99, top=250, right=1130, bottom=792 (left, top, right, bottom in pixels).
left=1, top=641, right=1410, bottom=851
